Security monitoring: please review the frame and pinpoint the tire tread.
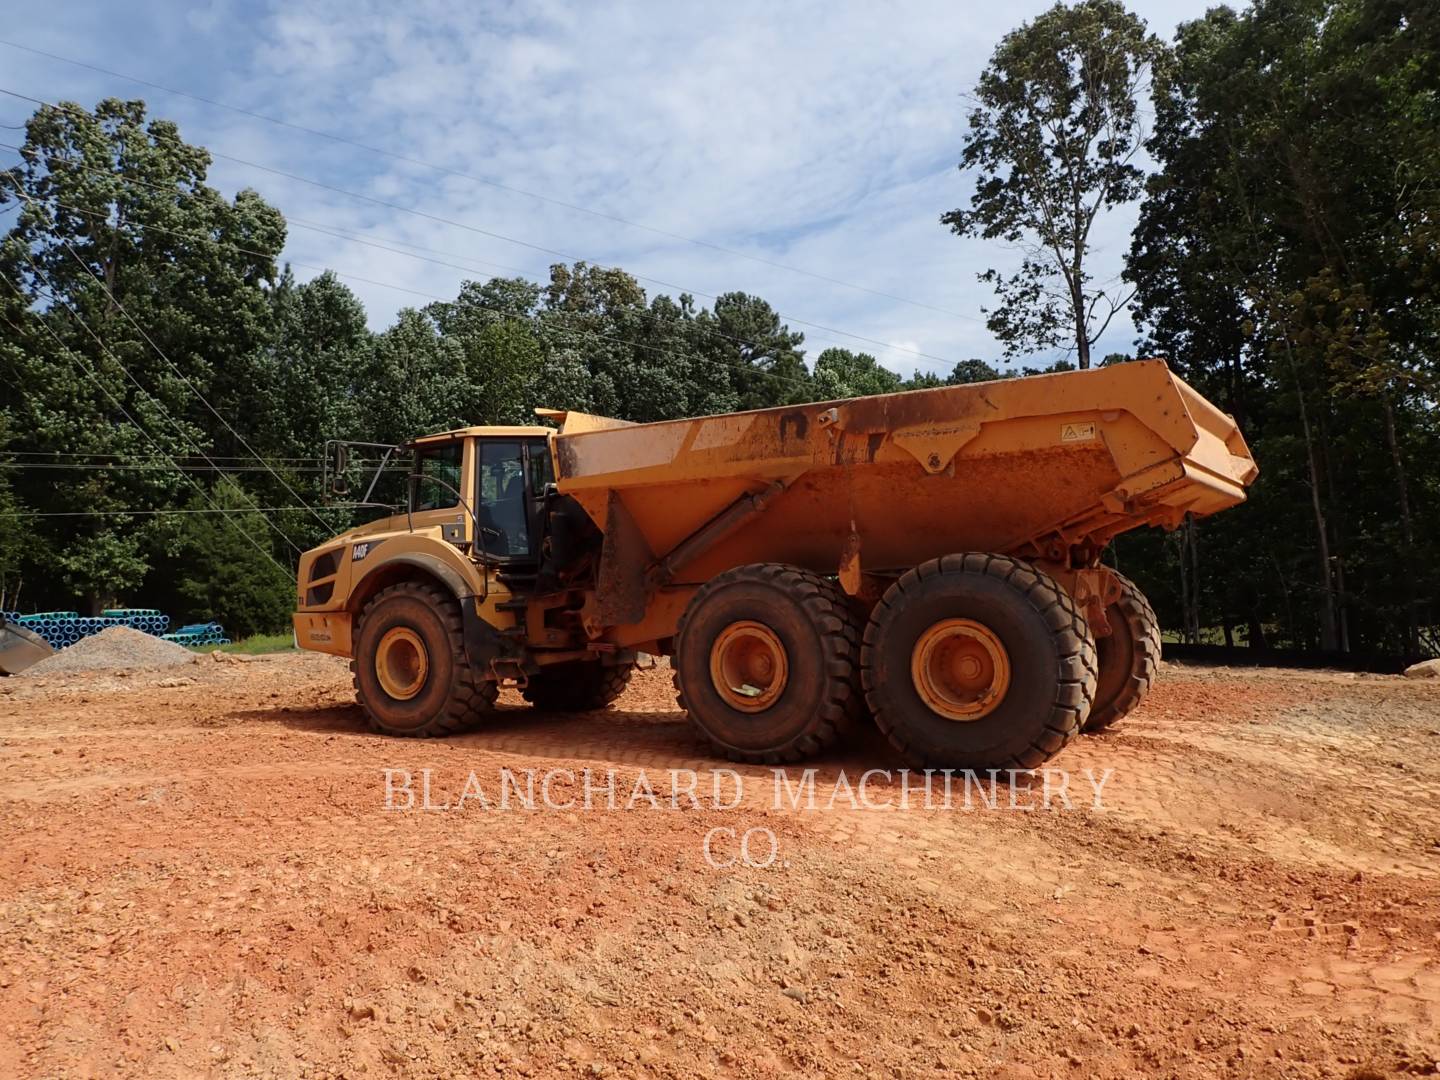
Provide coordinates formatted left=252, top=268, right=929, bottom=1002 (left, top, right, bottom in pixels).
left=860, top=553, right=1097, bottom=770
left=673, top=563, right=861, bottom=765
left=351, top=581, right=498, bottom=737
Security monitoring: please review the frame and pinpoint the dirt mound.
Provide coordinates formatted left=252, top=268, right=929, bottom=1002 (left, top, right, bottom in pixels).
left=23, top=625, right=195, bottom=675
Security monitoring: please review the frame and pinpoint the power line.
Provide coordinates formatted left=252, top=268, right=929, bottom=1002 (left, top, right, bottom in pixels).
left=21, top=280, right=310, bottom=561
left=44, top=184, right=843, bottom=389
left=0, top=462, right=406, bottom=472
left=8, top=179, right=846, bottom=402
left=0, top=38, right=982, bottom=323
left=5, top=216, right=312, bottom=561
left=6, top=139, right=957, bottom=380
left=12, top=289, right=303, bottom=560
left=0, top=505, right=377, bottom=518
left=0, top=89, right=968, bottom=372
left=1, top=450, right=326, bottom=461
left=10, top=181, right=336, bottom=534
left=0, top=265, right=300, bottom=576
left=39, top=196, right=830, bottom=401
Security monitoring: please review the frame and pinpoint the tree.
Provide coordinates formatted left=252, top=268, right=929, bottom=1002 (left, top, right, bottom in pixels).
left=257, top=269, right=369, bottom=460
left=361, top=307, right=467, bottom=444
left=1125, top=0, right=1440, bottom=654
left=943, top=0, right=1162, bottom=368
left=697, top=293, right=810, bottom=409
left=159, top=481, right=295, bottom=638
left=0, top=98, right=286, bottom=610
left=0, top=421, right=29, bottom=609
left=946, top=358, right=1002, bottom=384
left=811, top=348, right=903, bottom=399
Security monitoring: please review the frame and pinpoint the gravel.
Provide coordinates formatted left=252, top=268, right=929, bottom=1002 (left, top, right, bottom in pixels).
left=23, top=626, right=196, bottom=676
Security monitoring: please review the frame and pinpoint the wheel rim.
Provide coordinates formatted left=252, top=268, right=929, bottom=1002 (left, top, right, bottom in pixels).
left=710, top=621, right=789, bottom=712
left=375, top=626, right=429, bottom=700
left=910, top=618, right=1011, bottom=721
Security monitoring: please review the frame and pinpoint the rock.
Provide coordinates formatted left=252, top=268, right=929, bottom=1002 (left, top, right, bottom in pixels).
left=1403, top=659, right=1440, bottom=679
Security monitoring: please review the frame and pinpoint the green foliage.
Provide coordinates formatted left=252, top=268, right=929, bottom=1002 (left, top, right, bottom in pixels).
left=163, top=482, right=294, bottom=639
left=946, top=359, right=1002, bottom=384
left=944, top=0, right=1163, bottom=368
left=4, top=52, right=1436, bottom=661
left=812, top=348, right=903, bottom=399
left=0, top=98, right=286, bottom=611
left=205, top=633, right=295, bottom=655
left=1123, top=0, right=1440, bottom=655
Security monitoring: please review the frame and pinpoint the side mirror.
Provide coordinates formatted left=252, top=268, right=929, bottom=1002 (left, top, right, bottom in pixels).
left=329, top=443, right=350, bottom=497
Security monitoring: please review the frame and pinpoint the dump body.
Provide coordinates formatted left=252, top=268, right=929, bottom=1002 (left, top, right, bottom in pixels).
left=552, top=360, right=1255, bottom=591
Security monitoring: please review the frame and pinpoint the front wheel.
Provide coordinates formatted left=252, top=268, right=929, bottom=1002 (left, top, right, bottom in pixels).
left=352, top=581, right=497, bottom=737
left=861, top=554, right=1096, bottom=770
left=673, top=564, right=861, bottom=764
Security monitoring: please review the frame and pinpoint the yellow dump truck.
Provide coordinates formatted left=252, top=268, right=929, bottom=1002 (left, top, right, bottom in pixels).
left=293, top=360, right=1256, bottom=770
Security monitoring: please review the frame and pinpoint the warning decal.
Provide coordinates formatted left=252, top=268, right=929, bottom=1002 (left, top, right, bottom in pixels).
left=1061, top=422, right=1097, bottom=443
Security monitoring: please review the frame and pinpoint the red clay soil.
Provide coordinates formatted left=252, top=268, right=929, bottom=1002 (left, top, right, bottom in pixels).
left=1, top=654, right=1437, bottom=1078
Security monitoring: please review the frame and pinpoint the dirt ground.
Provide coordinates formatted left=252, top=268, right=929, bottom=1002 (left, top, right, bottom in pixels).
left=1, top=653, right=1437, bottom=1079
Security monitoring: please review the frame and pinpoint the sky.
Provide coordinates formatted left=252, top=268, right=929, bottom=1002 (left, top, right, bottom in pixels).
left=0, top=0, right=1223, bottom=381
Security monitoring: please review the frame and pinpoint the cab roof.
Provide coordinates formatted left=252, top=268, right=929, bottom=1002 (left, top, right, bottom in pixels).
left=409, top=425, right=554, bottom=446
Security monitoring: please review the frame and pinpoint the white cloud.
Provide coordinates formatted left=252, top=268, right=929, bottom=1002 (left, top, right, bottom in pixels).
left=2, top=0, right=1219, bottom=375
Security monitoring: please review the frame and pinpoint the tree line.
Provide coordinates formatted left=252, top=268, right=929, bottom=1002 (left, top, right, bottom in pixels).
left=1, top=0, right=1436, bottom=656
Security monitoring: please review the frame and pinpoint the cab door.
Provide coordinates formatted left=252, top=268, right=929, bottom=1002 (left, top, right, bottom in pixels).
left=473, top=438, right=551, bottom=562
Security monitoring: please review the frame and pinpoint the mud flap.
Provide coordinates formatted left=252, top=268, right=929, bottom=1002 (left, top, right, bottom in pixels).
left=461, top=602, right=508, bottom=673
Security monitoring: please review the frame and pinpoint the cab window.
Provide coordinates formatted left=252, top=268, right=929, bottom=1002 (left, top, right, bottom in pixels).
left=529, top=442, right=555, bottom=496
left=477, top=440, right=530, bottom=557
left=412, top=443, right=462, bottom=512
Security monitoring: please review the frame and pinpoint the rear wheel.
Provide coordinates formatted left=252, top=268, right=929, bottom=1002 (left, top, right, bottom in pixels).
left=1082, top=572, right=1161, bottom=733
left=522, top=660, right=634, bottom=712
left=352, top=581, right=497, bottom=737
left=861, top=553, right=1096, bottom=770
left=674, top=563, right=860, bottom=764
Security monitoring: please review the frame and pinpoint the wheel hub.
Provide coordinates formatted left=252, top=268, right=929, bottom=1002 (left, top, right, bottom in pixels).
left=375, top=626, right=429, bottom=701
left=911, top=618, right=1011, bottom=721
left=710, top=621, right=789, bottom=712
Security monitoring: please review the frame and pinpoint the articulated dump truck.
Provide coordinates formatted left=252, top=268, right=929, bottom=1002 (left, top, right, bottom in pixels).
left=293, top=360, right=1256, bottom=770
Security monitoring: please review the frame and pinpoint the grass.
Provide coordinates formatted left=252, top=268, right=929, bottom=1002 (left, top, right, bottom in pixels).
left=185, top=632, right=296, bottom=655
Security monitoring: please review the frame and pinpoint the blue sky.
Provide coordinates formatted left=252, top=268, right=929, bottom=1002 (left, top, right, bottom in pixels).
left=1, top=0, right=1222, bottom=380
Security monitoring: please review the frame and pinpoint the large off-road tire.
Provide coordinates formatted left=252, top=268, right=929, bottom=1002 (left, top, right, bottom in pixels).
left=673, top=563, right=861, bottom=765
left=860, top=553, right=1097, bottom=770
left=522, top=660, right=634, bottom=712
left=351, top=581, right=498, bottom=737
left=1082, top=571, right=1161, bottom=733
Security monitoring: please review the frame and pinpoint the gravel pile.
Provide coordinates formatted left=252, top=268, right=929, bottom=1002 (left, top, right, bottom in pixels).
left=24, top=626, right=195, bottom=676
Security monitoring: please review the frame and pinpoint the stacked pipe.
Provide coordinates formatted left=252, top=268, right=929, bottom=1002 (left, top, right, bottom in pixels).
left=8, top=610, right=177, bottom=649
left=161, top=622, right=231, bottom=647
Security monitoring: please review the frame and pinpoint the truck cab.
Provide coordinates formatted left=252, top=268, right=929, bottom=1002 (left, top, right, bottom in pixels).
left=406, top=426, right=556, bottom=564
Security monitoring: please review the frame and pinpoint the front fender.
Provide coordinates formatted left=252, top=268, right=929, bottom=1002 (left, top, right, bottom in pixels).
left=369, top=552, right=480, bottom=601
left=347, top=549, right=506, bottom=674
